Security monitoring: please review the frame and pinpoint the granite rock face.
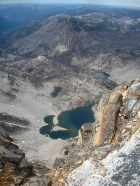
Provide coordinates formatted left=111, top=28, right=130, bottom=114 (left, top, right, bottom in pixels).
left=0, top=126, right=33, bottom=186
left=77, top=79, right=140, bottom=148
left=93, top=79, right=140, bottom=146
left=123, top=82, right=140, bottom=118
left=66, top=129, right=140, bottom=186
left=93, top=92, right=122, bottom=146
left=65, top=78, right=140, bottom=186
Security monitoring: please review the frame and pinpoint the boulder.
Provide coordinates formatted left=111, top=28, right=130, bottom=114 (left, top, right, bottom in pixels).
left=81, top=123, right=93, bottom=133
left=77, top=123, right=95, bottom=145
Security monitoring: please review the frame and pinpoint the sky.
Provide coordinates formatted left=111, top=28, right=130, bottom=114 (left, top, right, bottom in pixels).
left=0, top=0, right=140, bottom=7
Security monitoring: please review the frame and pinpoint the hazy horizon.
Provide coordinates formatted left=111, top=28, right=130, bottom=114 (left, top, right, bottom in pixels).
left=1, top=0, right=140, bottom=8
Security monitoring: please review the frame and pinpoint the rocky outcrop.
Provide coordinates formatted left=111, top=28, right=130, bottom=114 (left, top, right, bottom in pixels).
left=48, top=78, right=140, bottom=186
left=0, top=126, right=33, bottom=185
left=93, top=78, right=140, bottom=146
left=93, top=92, right=122, bottom=146
left=66, top=128, right=140, bottom=186
left=65, top=78, right=140, bottom=186
left=77, top=79, right=140, bottom=148
left=123, top=82, right=140, bottom=118
left=77, top=123, right=94, bottom=145
left=0, top=113, right=29, bottom=133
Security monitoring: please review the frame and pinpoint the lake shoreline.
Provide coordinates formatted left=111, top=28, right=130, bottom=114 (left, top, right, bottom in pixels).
left=40, top=103, right=95, bottom=140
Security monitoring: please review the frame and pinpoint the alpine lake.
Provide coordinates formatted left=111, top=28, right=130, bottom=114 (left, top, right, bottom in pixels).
left=40, top=103, right=95, bottom=140
left=94, top=72, right=109, bottom=79
left=40, top=72, right=109, bottom=140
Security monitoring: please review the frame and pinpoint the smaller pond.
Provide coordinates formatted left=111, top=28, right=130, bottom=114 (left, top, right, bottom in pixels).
left=94, top=72, right=109, bottom=79
left=51, top=87, right=62, bottom=97
left=40, top=103, right=95, bottom=140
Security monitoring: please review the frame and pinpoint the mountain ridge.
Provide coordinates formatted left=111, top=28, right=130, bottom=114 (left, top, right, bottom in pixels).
left=1, top=11, right=140, bottom=60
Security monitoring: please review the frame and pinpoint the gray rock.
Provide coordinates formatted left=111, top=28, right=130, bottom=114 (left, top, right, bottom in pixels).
left=81, top=123, right=93, bottom=133
left=0, top=126, right=33, bottom=185
left=66, top=129, right=140, bottom=186
left=19, top=158, right=33, bottom=177
left=124, top=98, right=137, bottom=118
left=0, top=169, right=3, bottom=173
left=124, top=82, right=140, bottom=118
left=2, top=151, right=22, bottom=165
left=11, top=148, right=25, bottom=156
left=0, top=125, right=10, bottom=139
left=0, top=112, right=30, bottom=126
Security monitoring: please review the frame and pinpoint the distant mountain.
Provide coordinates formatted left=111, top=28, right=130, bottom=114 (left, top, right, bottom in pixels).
left=1, top=11, right=140, bottom=59
left=0, top=4, right=100, bottom=33
left=1, top=3, right=140, bottom=33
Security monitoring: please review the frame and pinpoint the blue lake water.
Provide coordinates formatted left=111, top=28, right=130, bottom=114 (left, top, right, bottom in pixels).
left=51, top=87, right=62, bottom=97
left=94, top=72, right=109, bottom=79
left=40, top=103, right=95, bottom=139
